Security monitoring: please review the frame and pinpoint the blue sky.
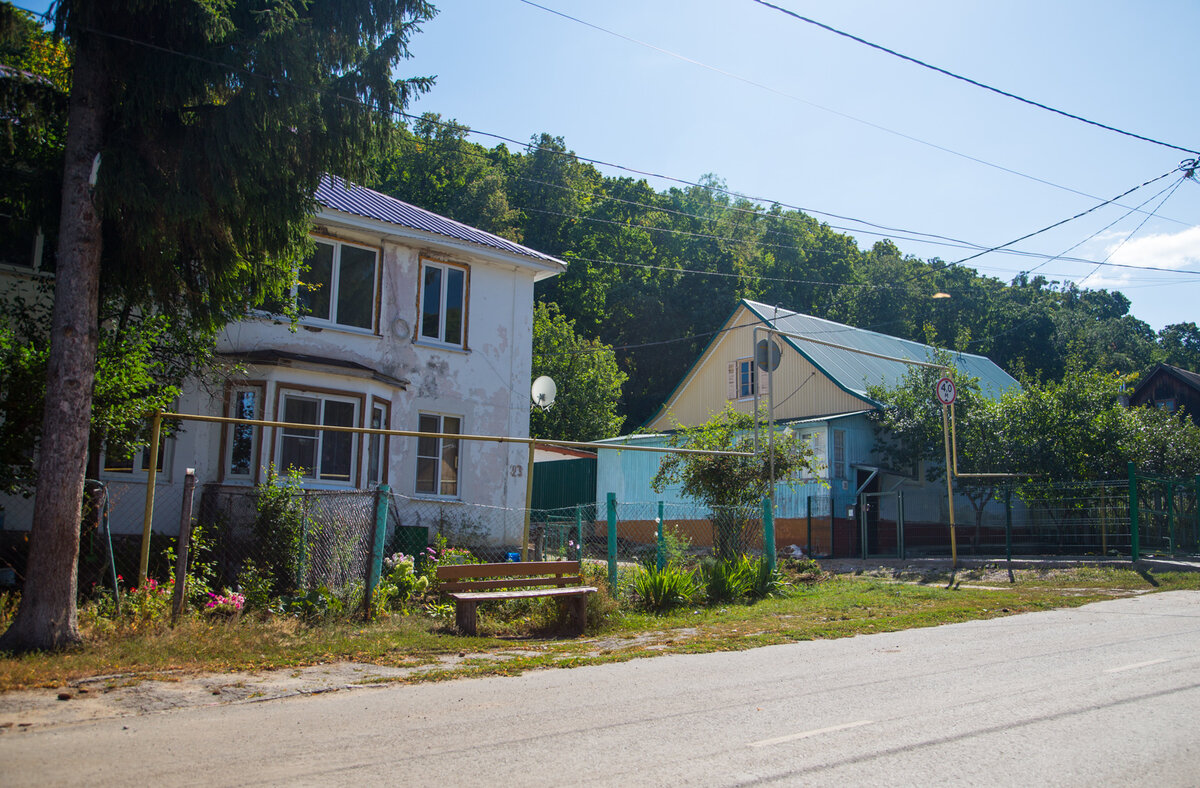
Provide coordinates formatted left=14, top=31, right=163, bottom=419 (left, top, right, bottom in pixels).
left=398, top=0, right=1200, bottom=331
left=25, top=0, right=1200, bottom=330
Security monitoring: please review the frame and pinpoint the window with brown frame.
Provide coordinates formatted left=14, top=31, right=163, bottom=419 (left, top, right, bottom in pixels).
left=418, top=258, right=468, bottom=348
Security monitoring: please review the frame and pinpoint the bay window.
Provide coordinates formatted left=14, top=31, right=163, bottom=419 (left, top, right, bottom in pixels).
left=278, top=392, right=360, bottom=483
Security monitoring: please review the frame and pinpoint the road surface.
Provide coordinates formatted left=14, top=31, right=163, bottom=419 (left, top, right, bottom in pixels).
left=3, top=591, right=1198, bottom=786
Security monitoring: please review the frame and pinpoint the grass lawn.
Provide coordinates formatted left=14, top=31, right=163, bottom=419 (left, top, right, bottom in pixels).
left=1, top=565, right=1197, bottom=692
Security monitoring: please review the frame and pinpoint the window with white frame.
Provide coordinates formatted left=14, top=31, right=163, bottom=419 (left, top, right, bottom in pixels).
left=799, top=430, right=824, bottom=479
left=416, top=413, right=461, bottom=496
left=225, top=385, right=263, bottom=479
left=296, top=238, right=378, bottom=330
left=278, top=392, right=359, bottom=483
left=418, top=259, right=467, bottom=347
left=832, top=429, right=846, bottom=480
left=367, top=401, right=389, bottom=487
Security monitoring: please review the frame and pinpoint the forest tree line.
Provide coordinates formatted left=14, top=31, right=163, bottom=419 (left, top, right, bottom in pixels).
left=376, top=114, right=1199, bottom=435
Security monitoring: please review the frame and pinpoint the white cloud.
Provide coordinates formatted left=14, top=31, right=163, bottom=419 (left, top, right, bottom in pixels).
left=1080, top=226, right=1200, bottom=290
left=1105, top=226, right=1200, bottom=271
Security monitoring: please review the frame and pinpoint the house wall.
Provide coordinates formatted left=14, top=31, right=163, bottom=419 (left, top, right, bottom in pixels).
left=646, top=306, right=871, bottom=431
left=0, top=218, right=545, bottom=547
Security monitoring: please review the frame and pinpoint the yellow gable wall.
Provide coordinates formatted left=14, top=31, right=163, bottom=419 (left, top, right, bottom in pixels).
left=646, top=305, right=870, bottom=430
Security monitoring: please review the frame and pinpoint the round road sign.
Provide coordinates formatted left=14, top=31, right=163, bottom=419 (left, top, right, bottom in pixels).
left=934, top=376, right=957, bottom=406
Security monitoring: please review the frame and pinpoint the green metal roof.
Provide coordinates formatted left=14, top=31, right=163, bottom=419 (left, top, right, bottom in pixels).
left=743, top=300, right=1019, bottom=401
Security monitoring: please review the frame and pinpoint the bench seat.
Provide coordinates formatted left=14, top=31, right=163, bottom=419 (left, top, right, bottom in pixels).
left=435, top=561, right=597, bottom=636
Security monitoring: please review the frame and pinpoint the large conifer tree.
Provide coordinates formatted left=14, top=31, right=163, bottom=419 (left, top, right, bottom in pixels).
left=0, top=0, right=434, bottom=652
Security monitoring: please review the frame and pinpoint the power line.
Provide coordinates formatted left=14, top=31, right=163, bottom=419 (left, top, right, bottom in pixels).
left=31, top=2, right=1198, bottom=283
left=1022, top=175, right=1186, bottom=281
left=1076, top=176, right=1189, bottom=287
left=515, top=0, right=1194, bottom=227
left=749, top=0, right=1200, bottom=157
left=950, top=168, right=1181, bottom=267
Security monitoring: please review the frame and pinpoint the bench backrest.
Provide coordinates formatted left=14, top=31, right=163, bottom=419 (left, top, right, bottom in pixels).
left=435, top=560, right=584, bottom=593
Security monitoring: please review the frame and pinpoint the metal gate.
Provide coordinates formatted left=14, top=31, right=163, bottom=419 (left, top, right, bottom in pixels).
left=859, top=491, right=904, bottom=559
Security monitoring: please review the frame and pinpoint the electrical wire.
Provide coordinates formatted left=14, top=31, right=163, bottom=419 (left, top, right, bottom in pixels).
left=749, top=0, right=1200, bottom=157
left=1075, top=176, right=1189, bottom=287
left=24, top=1, right=1198, bottom=283
left=19, top=2, right=1200, bottom=357
left=514, top=0, right=1195, bottom=227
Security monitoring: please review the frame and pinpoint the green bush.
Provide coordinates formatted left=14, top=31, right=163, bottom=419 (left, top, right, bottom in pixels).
left=237, top=559, right=274, bottom=612
left=630, top=563, right=699, bottom=611
left=699, top=555, right=755, bottom=604
left=748, top=557, right=789, bottom=600
left=253, top=466, right=306, bottom=597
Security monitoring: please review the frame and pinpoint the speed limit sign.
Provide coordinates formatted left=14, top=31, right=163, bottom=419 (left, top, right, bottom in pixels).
left=934, top=377, right=957, bottom=406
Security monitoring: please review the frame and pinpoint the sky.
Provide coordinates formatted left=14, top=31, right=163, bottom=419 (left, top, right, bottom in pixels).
left=23, top=0, right=1200, bottom=331
left=394, top=0, right=1200, bottom=331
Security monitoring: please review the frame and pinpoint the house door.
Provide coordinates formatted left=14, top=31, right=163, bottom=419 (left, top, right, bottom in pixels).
left=857, top=469, right=881, bottom=558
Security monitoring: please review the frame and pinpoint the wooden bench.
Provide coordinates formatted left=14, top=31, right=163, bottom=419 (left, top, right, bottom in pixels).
left=435, top=560, right=597, bottom=636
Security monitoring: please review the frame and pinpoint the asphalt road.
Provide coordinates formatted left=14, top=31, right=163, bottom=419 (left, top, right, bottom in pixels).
left=4, top=591, right=1199, bottom=787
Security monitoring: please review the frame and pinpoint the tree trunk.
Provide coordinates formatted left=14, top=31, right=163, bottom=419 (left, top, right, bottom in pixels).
left=0, top=35, right=107, bottom=653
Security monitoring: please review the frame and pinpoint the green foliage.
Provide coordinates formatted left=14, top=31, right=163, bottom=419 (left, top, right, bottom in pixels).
left=870, top=356, right=1200, bottom=494
left=749, top=558, right=789, bottom=600
left=236, top=560, right=273, bottom=613
left=699, top=555, right=755, bottom=604
left=273, top=589, right=334, bottom=623
left=659, top=524, right=694, bottom=567
left=630, top=563, right=699, bottom=611
left=529, top=302, right=627, bottom=441
left=377, top=552, right=430, bottom=616
left=253, top=467, right=307, bottom=598
left=653, top=406, right=815, bottom=559
left=653, top=406, right=817, bottom=509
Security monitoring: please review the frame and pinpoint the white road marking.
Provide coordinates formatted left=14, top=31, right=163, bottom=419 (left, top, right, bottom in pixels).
left=748, top=720, right=873, bottom=748
left=1105, top=658, right=1168, bottom=674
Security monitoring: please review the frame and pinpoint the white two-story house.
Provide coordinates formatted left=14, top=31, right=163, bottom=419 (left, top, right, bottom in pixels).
left=1, top=175, right=565, bottom=551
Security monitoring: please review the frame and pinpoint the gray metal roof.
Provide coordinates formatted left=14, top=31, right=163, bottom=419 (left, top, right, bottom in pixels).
left=743, top=300, right=1019, bottom=401
left=315, top=175, right=565, bottom=268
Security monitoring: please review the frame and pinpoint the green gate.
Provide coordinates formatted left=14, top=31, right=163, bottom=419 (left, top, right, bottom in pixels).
left=1128, top=463, right=1200, bottom=560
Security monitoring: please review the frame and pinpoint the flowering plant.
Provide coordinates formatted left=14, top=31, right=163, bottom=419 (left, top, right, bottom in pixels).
left=204, top=590, right=245, bottom=616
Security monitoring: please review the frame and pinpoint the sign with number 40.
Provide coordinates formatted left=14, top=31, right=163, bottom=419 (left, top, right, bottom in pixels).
left=934, top=376, right=957, bottom=406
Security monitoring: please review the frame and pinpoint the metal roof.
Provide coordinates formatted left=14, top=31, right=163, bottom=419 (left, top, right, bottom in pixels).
left=743, top=300, right=1019, bottom=401
left=315, top=175, right=565, bottom=268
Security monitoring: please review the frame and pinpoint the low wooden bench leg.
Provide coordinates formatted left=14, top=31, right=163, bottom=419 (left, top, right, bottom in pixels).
left=456, top=599, right=478, bottom=635
left=569, top=594, right=587, bottom=634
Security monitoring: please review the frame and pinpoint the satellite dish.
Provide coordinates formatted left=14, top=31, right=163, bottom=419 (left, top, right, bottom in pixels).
left=531, top=376, right=557, bottom=411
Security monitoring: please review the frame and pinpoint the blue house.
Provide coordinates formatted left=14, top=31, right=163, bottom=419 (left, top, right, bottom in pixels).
left=595, top=300, right=1019, bottom=557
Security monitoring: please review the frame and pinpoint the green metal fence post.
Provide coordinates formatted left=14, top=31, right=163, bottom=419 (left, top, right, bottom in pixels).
left=656, top=501, right=665, bottom=571
left=763, top=497, right=776, bottom=573
left=575, top=504, right=584, bottom=562
left=606, top=493, right=617, bottom=590
left=898, top=491, right=905, bottom=560
left=1128, top=462, right=1139, bottom=563
left=364, top=484, right=391, bottom=615
left=1195, top=475, right=1200, bottom=554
